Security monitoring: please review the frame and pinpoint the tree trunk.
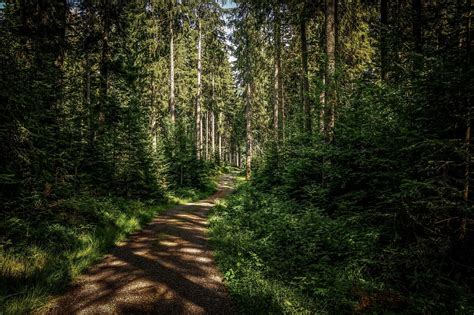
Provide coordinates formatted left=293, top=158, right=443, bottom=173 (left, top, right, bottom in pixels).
left=151, top=114, right=158, bottom=152
left=325, top=0, right=337, bottom=141
left=205, top=111, right=209, bottom=160
left=237, top=144, right=240, bottom=168
left=218, top=131, right=222, bottom=163
left=211, top=76, right=216, bottom=160
left=196, top=19, right=202, bottom=159
left=99, top=0, right=110, bottom=133
left=281, top=76, right=286, bottom=140
left=273, top=6, right=282, bottom=138
left=211, top=110, right=216, bottom=160
left=380, top=0, right=388, bottom=80
left=169, top=1, right=175, bottom=124
left=319, top=76, right=326, bottom=135
left=246, top=82, right=253, bottom=180
left=150, top=79, right=158, bottom=153
left=300, top=16, right=311, bottom=134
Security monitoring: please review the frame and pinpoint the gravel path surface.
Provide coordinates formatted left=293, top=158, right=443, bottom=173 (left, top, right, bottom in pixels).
left=47, top=175, right=235, bottom=315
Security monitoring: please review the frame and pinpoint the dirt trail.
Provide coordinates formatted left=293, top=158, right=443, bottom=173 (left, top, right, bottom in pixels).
left=47, top=175, right=235, bottom=315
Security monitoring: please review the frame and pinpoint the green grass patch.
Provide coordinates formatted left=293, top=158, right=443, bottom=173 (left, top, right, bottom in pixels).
left=210, top=182, right=459, bottom=314
left=210, top=181, right=474, bottom=314
left=0, top=184, right=217, bottom=314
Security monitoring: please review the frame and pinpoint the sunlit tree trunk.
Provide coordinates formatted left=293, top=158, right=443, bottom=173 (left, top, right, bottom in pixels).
left=218, top=131, right=222, bottom=163
left=169, top=0, right=175, bottom=124
left=319, top=76, right=325, bottom=135
left=150, top=79, right=158, bottom=153
left=211, top=76, right=216, bottom=160
left=325, top=0, right=337, bottom=141
left=273, top=5, right=282, bottom=139
left=205, top=111, right=209, bottom=160
left=237, top=144, right=241, bottom=168
left=211, top=110, right=216, bottom=160
left=196, top=18, right=202, bottom=159
left=300, top=15, right=311, bottom=134
left=246, top=82, right=253, bottom=180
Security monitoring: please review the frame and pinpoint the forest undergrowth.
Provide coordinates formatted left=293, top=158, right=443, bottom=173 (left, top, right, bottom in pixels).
left=0, top=175, right=217, bottom=314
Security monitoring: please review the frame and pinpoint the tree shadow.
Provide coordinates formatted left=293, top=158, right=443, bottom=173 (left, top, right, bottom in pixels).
left=48, top=178, right=236, bottom=314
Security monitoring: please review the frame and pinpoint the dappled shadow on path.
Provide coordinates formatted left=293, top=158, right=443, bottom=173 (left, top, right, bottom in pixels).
left=47, top=176, right=235, bottom=315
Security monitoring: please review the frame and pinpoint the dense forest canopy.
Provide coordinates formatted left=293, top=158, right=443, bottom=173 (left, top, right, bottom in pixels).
left=0, top=0, right=473, bottom=313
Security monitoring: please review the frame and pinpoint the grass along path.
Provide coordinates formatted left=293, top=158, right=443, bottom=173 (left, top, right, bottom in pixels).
left=0, top=181, right=218, bottom=314
left=44, top=175, right=235, bottom=314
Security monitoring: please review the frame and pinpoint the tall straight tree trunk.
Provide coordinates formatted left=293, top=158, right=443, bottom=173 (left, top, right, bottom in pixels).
left=246, top=82, right=253, bottom=180
left=380, top=0, right=388, bottom=80
left=300, top=16, right=311, bottom=134
left=99, top=0, right=110, bottom=133
left=151, top=114, right=158, bottom=152
left=319, top=76, right=326, bottom=134
left=281, top=77, right=286, bottom=139
left=211, top=110, right=216, bottom=160
left=196, top=18, right=202, bottom=159
left=205, top=111, right=209, bottom=160
left=319, top=11, right=326, bottom=135
left=169, top=0, right=175, bottom=124
left=218, top=131, right=222, bottom=163
left=211, top=76, right=216, bottom=160
left=273, top=5, right=282, bottom=139
left=237, top=144, right=241, bottom=168
left=150, top=79, right=158, bottom=152
left=325, top=0, right=337, bottom=141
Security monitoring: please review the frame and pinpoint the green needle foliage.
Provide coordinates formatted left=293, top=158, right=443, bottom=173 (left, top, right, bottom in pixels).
left=0, top=0, right=233, bottom=313
left=0, top=0, right=473, bottom=314
left=209, top=0, right=473, bottom=314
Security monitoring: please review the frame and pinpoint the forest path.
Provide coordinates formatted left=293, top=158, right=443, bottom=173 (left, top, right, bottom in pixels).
left=47, top=175, right=235, bottom=315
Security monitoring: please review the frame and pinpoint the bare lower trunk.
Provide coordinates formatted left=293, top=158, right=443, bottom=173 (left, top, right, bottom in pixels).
left=151, top=114, right=157, bottom=152
left=319, top=76, right=325, bottom=135
left=169, top=2, right=175, bottom=124
left=301, top=16, right=311, bottom=134
left=246, top=83, right=253, bottom=180
left=205, top=111, right=209, bottom=160
left=218, top=132, right=222, bottom=163
left=325, top=0, right=336, bottom=141
left=211, top=110, right=215, bottom=160
left=273, top=6, right=283, bottom=140
left=237, top=145, right=240, bottom=168
left=196, top=19, right=202, bottom=159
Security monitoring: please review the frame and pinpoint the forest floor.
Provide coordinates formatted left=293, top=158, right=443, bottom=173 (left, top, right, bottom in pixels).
left=44, top=175, right=235, bottom=315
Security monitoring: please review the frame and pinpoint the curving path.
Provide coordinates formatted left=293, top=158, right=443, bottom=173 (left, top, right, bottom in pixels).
left=48, top=175, right=235, bottom=315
